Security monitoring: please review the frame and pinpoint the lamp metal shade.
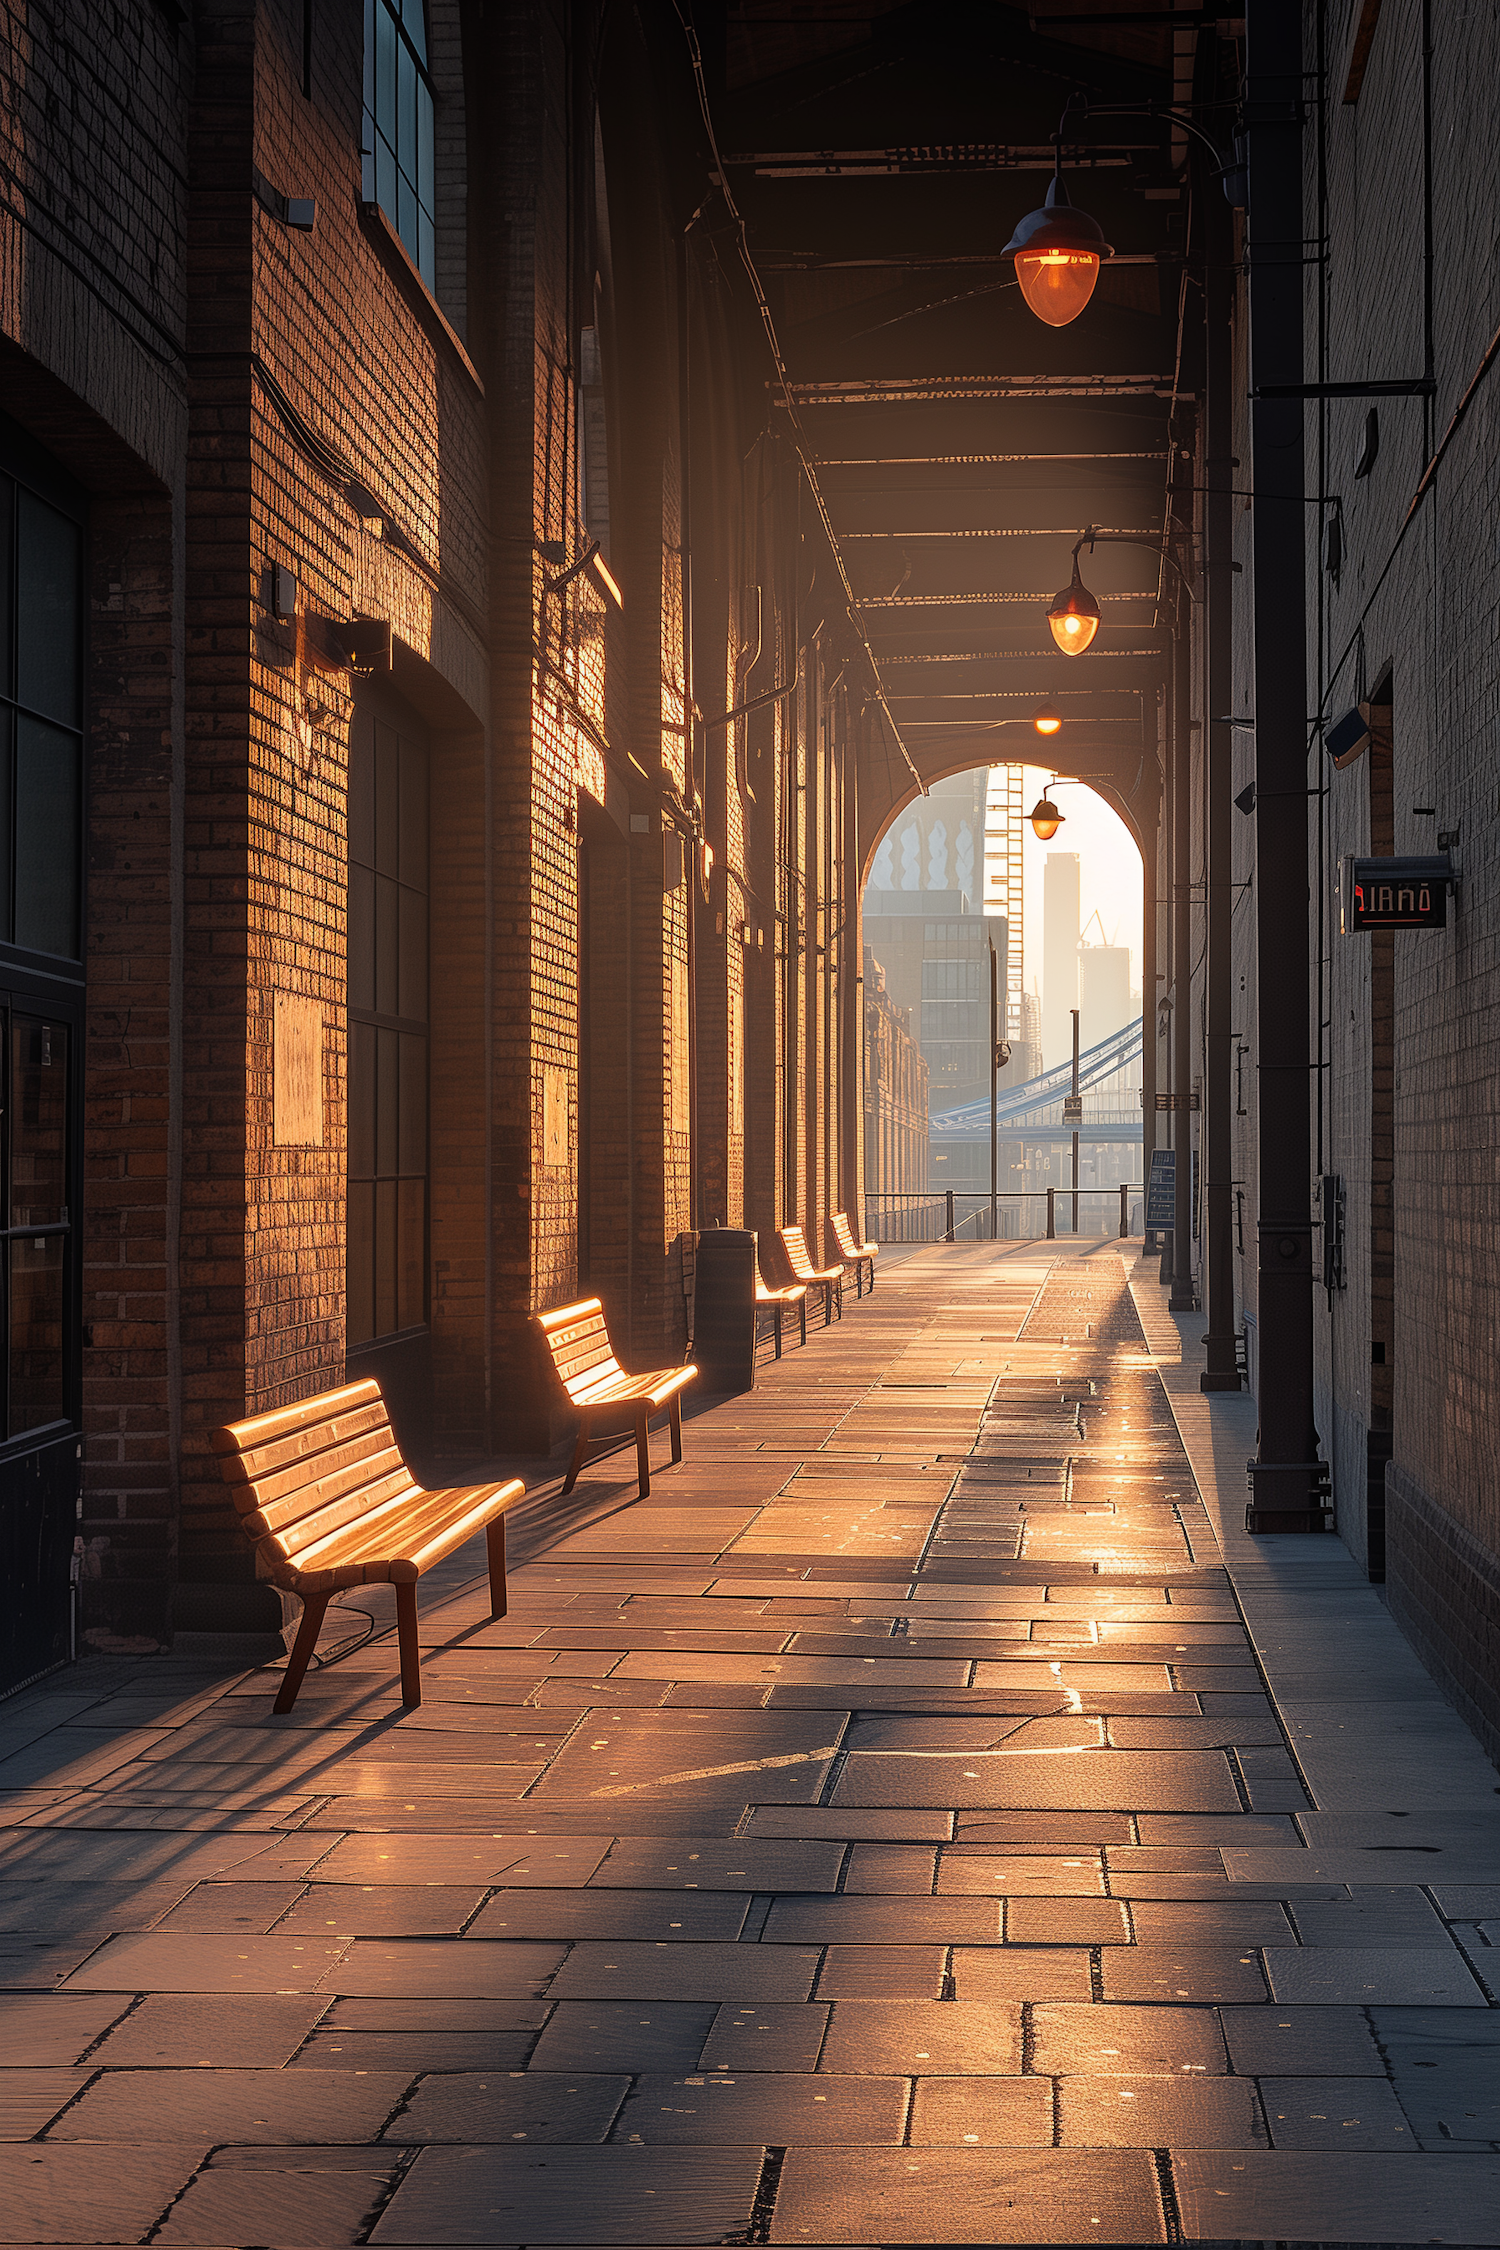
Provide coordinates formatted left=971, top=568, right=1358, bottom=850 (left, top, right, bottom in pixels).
left=1029, top=797, right=1065, bottom=841
left=1004, top=172, right=1113, bottom=328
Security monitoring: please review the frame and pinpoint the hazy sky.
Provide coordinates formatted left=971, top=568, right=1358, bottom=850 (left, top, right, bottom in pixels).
left=987, top=764, right=1144, bottom=1000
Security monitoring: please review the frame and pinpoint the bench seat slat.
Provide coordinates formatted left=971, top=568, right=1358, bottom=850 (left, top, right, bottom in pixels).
left=275, top=1479, right=523, bottom=1588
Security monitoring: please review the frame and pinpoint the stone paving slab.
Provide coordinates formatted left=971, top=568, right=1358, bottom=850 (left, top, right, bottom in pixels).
left=0, top=1243, right=1497, bottom=2245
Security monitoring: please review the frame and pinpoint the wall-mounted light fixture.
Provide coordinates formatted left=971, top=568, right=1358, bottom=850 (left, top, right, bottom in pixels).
left=542, top=539, right=623, bottom=609
left=1029, top=795, right=1066, bottom=841
left=1033, top=703, right=1063, bottom=736
left=1003, top=123, right=1113, bottom=327
left=1046, top=561, right=1102, bottom=655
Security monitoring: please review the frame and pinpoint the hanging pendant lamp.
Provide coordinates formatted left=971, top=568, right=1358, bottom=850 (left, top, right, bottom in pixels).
left=1004, top=149, right=1113, bottom=327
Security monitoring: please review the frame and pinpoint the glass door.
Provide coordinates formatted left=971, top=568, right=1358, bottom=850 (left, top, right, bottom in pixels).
left=0, top=1004, right=79, bottom=1690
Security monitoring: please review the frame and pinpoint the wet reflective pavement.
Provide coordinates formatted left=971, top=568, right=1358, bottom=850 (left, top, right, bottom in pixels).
left=1, top=1243, right=1497, bottom=2244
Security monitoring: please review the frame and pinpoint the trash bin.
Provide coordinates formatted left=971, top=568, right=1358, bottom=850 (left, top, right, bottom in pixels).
left=692, top=1228, right=758, bottom=1393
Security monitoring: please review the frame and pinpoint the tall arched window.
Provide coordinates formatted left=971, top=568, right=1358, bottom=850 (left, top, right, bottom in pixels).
left=363, top=0, right=436, bottom=290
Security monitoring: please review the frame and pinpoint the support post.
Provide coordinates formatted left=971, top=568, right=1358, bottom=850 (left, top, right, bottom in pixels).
left=1169, top=578, right=1196, bottom=1311
left=1070, top=1006, right=1080, bottom=1234
left=1246, top=0, right=1324, bottom=1522
left=1120, top=1182, right=1129, bottom=1238
left=989, top=943, right=999, bottom=1246
left=945, top=1188, right=955, bottom=1243
left=1046, top=1186, right=1056, bottom=1240
left=1201, top=170, right=1242, bottom=1390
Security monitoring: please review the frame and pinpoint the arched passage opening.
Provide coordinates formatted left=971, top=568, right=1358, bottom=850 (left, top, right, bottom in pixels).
left=859, top=750, right=1148, bottom=1241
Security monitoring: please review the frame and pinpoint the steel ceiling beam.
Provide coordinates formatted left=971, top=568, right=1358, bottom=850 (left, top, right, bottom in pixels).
left=786, top=377, right=1182, bottom=404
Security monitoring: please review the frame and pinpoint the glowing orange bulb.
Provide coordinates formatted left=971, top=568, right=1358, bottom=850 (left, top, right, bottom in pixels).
left=1047, top=566, right=1102, bottom=656
left=1029, top=797, right=1065, bottom=842
left=1015, top=248, right=1101, bottom=327
left=1033, top=704, right=1062, bottom=736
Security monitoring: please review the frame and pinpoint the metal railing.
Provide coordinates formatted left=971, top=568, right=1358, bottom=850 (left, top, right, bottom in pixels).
left=863, top=1187, right=1145, bottom=1245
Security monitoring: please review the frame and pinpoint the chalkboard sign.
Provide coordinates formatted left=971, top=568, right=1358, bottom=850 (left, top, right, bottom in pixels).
left=1145, top=1148, right=1176, bottom=1229
left=1145, top=1147, right=1199, bottom=1233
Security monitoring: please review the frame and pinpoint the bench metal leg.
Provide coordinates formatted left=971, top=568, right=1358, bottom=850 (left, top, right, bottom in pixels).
left=561, top=1427, right=589, bottom=1496
left=635, top=1410, right=651, bottom=1497
left=395, top=1581, right=422, bottom=1708
left=486, top=1517, right=508, bottom=1620
left=772, top=1304, right=782, bottom=1358
left=274, top=1592, right=330, bottom=1716
left=798, top=1294, right=807, bottom=1346
left=669, top=1393, right=683, bottom=1465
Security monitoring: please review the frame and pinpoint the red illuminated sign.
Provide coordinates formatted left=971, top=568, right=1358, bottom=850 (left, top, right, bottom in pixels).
left=1340, top=856, right=1452, bottom=934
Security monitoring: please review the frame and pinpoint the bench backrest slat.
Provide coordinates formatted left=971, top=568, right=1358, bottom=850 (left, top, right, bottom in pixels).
left=779, top=1225, right=822, bottom=1282
left=537, top=1297, right=626, bottom=1402
left=213, top=1379, right=418, bottom=1566
left=241, top=1441, right=411, bottom=1541
left=232, top=1426, right=404, bottom=1517
left=831, top=1213, right=863, bottom=1260
left=216, top=1398, right=393, bottom=1487
left=210, top=1379, right=387, bottom=1460
left=274, top=1469, right=427, bottom=1565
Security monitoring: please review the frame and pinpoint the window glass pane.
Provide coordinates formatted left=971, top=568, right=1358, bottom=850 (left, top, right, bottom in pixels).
left=375, top=871, right=399, bottom=1014
left=399, top=1032, right=426, bottom=1174
left=398, top=173, right=417, bottom=259
left=348, top=713, right=375, bottom=868
left=15, top=492, right=79, bottom=726
left=10, top=1234, right=65, bottom=1435
left=346, top=1181, right=375, bottom=1347
left=0, top=474, right=12, bottom=696
left=374, top=722, right=399, bottom=876
left=11, top=1018, right=68, bottom=1227
left=375, top=0, right=397, bottom=138
left=348, top=863, right=375, bottom=1013
left=14, top=715, right=79, bottom=958
left=348, top=1019, right=376, bottom=1180
left=364, top=0, right=376, bottom=112
left=398, top=40, right=416, bottom=180
left=376, top=1026, right=399, bottom=1176
left=398, top=885, right=427, bottom=1021
left=398, top=738, right=427, bottom=890
left=0, top=708, right=11, bottom=940
left=401, top=0, right=428, bottom=64
left=376, top=133, right=397, bottom=216
left=417, top=78, right=433, bottom=209
left=396, top=1177, right=424, bottom=1329
left=374, top=1178, right=397, bottom=1337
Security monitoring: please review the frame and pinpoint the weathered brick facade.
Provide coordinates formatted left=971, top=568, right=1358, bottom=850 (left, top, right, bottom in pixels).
left=1, top=0, right=868, bottom=1664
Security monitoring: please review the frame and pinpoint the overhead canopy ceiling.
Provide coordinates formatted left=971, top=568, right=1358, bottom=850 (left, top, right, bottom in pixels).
left=710, top=0, right=1235, bottom=816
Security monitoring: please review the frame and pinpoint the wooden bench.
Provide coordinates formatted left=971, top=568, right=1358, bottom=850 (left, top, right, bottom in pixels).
left=828, top=1210, right=879, bottom=1297
left=775, top=1224, right=844, bottom=1325
left=756, top=1271, right=808, bottom=1357
left=538, top=1297, right=697, bottom=1498
left=210, top=1379, right=525, bottom=1714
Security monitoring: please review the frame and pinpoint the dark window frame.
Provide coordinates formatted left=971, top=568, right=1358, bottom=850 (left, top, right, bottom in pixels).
left=362, top=0, right=437, bottom=292
left=346, top=700, right=430, bottom=1352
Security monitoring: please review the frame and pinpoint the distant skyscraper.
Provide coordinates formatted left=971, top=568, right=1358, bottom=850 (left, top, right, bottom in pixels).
left=1080, top=944, right=1132, bottom=1051
left=1042, top=854, right=1080, bottom=1068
